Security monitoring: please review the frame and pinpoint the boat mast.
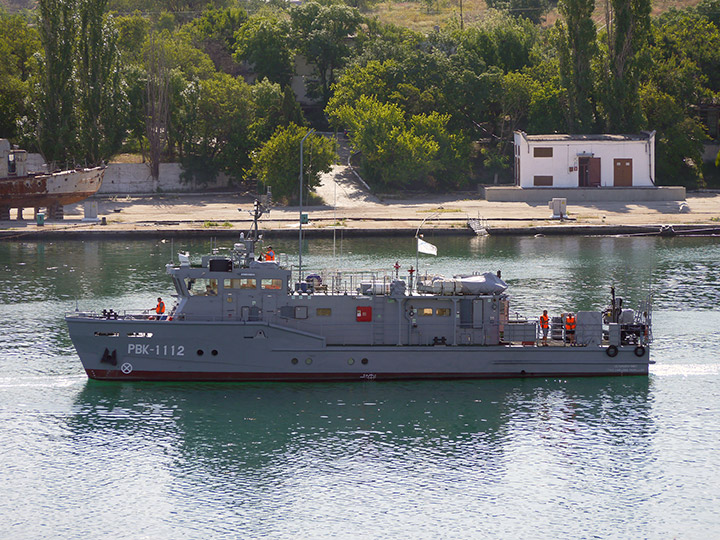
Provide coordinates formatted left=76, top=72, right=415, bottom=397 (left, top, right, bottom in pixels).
left=298, top=129, right=315, bottom=282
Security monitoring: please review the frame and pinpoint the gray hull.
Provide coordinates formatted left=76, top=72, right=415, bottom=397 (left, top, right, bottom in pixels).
left=68, top=318, right=651, bottom=381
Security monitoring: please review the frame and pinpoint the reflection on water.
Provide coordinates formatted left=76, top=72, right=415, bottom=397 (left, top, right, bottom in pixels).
left=58, top=377, right=655, bottom=538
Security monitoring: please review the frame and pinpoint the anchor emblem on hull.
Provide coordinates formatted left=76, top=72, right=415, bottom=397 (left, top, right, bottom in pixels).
left=100, top=348, right=117, bottom=366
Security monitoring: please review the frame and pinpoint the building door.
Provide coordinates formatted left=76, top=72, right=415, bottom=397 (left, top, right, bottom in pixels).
left=614, top=159, right=633, bottom=186
left=578, top=158, right=590, bottom=186
left=588, top=157, right=601, bottom=186
left=578, top=157, right=600, bottom=187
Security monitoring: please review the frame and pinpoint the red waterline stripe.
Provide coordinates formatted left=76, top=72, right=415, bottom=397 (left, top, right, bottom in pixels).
left=86, top=369, right=649, bottom=382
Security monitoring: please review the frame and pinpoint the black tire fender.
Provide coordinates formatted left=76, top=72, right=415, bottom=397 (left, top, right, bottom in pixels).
left=634, top=346, right=646, bottom=357
left=606, top=345, right=619, bottom=357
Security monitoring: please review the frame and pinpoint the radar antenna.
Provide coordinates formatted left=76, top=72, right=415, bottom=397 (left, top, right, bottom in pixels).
left=241, top=199, right=268, bottom=241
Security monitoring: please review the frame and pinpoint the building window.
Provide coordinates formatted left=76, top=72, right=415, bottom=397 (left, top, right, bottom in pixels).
left=533, top=175, right=553, bottom=186
left=533, top=147, right=553, bottom=158
left=316, top=308, right=332, bottom=316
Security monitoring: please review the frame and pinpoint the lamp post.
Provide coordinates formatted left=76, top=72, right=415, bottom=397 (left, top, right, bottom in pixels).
left=298, top=128, right=315, bottom=282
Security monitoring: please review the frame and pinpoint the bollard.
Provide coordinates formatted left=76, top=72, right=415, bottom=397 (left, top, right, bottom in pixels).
left=36, top=212, right=45, bottom=226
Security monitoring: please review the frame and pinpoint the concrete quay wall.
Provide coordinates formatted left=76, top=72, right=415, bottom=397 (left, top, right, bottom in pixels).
left=26, top=154, right=231, bottom=194
left=481, top=186, right=686, bottom=202
left=100, top=163, right=231, bottom=194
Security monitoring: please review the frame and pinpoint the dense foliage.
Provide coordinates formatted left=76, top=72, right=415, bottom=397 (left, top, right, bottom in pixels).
left=0, top=0, right=718, bottom=192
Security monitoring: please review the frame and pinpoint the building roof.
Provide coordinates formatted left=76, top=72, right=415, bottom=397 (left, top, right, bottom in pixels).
left=517, top=132, right=654, bottom=142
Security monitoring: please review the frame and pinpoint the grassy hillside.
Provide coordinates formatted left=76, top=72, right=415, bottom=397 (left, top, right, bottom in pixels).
left=365, top=0, right=706, bottom=32
left=2, top=0, right=708, bottom=27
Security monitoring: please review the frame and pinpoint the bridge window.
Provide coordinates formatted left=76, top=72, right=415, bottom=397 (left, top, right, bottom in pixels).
left=186, top=278, right=218, bottom=296
left=261, top=279, right=283, bottom=290
left=224, top=278, right=257, bottom=289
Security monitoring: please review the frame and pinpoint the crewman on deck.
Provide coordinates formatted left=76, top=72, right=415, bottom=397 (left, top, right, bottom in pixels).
left=539, top=310, right=550, bottom=346
left=565, top=312, right=576, bottom=344
left=264, top=246, right=275, bottom=261
left=155, top=297, right=165, bottom=315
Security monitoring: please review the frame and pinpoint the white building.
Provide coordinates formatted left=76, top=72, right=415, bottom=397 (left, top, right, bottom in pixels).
left=513, top=131, right=656, bottom=188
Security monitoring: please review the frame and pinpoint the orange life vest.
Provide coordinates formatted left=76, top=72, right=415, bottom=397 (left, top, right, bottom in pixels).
left=266, top=249, right=275, bottom=261
left=540, top=314, right=549, bottom=328
left=565, top=315, right=576, bottom=331
left=156, top=301, right=165, bottom=314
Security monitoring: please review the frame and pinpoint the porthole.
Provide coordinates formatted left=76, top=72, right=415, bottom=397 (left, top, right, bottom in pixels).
left=305, top=358, right=313, bottom=365
left=361, top=358, right=368, bottom=365
left=211, top=350, right=218, bottom=356
left=291, top=357, right=299, bottom=365
left=197, top=349, right=204, bottom=356
left=348, top=358, right=355, bottom=365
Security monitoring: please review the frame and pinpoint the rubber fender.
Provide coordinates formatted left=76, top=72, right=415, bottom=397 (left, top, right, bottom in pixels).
left=634, top=346, right=646, bottom=357
left=606, top=345, right=619, bottom=357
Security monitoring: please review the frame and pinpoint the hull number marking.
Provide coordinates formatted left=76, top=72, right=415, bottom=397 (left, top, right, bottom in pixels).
left=128, top=344, right=185, bottom=357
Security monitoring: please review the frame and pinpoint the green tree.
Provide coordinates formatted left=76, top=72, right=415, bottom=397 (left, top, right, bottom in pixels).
left=0, top=10, right=40, bottom=142
left=696, top=0, right=720, bottom=28
left=640, top=83, right=706, bottom=186
left=250, top=78, right=305, bottom=144
left=114, top=11, right=150, bottom=64
left=554, top=0, right=597, bottom=132
left=37, top=0, right=78, bottom=166
left=599, top=0, right=652, bottom=132
left=330, top=95, right=472, bottom=190
left=649, top=10, right=720, bottom=100
left=249, top=123, right=336, bottom=202
left=77, top=0, right=127, bottom=165
left=179, top=6, right=247, bottom=75
left=325, top=59, right=395, bottom=119
left=234, top=15, right=293, bottom=86
left=185, top=73, right=255, bottom=181
left=456, top=10, right=538, bottom=72
left=291, top=1, right=363, bottom=103
left=410, top=112, right=470, bottom=189
left=484, top=0, right=549, bottom=24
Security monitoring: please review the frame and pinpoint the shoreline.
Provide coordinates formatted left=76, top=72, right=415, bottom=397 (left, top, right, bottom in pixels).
left=2, top=191, right=720, bottom=240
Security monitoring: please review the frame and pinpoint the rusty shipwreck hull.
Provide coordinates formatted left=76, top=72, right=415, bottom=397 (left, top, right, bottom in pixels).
left=0, top=166, right=105, bottom=210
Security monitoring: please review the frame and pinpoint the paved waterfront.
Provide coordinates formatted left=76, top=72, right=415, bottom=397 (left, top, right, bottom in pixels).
left=2, top=190, right=720, bottom=239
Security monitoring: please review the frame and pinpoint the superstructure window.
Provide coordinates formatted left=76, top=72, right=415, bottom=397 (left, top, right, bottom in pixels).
left=418, top=308, right=433, bottom=316
left=317, top=308, right=332, bottom=316
left=436, top=308, right=451, bottom=316
left=224, top=278, right=257, bottom=289
left=261, top=278, right=283, bottom=290
left=186, top=278, right=218, bottom=296
left=533, top=147, right=553, bottom=158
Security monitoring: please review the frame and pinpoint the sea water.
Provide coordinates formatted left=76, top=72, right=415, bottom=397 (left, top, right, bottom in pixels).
left=0, top=235, right=719, bottom=539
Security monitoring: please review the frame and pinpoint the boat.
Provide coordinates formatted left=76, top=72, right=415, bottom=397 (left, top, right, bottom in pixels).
left=0, top=138, right=105, bottom=220
left=65, top=201, right=654, bottom=381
